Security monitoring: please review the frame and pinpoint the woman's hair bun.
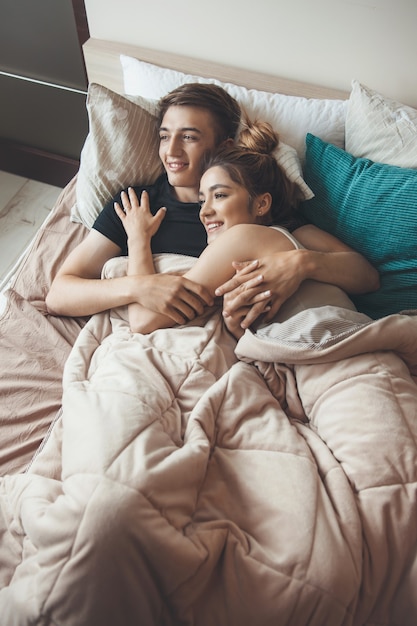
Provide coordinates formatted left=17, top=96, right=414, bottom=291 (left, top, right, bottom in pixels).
left=237, top=114, right=279, bottom=155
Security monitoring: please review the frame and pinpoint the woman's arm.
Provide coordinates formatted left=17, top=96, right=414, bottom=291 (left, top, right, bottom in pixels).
left=115, top=188, right=213, bottom=332
left=130, top=224, right=295, bottom=334
left=216, top=224, right=380, bottom=331
left=115, top=188, right=164, bottom=329
left=114, top=188, right=163, bottom=276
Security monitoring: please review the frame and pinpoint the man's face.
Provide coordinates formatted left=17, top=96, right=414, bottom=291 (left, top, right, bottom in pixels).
left=159, top=105, right=218, bottom=203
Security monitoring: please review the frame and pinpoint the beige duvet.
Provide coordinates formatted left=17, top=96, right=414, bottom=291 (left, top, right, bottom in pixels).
left=1, top=254, right=417, bottom=626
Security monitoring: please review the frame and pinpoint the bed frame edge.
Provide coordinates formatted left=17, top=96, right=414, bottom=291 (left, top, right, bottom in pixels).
left=83, top=38, right=349, bottom=101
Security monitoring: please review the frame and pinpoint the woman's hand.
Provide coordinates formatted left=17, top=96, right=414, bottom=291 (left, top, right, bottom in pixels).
left=114, top=187, right=166, bottom=244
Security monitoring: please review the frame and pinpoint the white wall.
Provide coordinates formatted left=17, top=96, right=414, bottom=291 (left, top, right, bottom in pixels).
left=84, top=0, right=417, bottom=107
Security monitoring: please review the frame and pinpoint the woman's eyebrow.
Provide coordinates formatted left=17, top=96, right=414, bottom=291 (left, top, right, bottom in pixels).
left=199, top=184, right=231, bottom=199
left=208, top=183, right=233, bottom=191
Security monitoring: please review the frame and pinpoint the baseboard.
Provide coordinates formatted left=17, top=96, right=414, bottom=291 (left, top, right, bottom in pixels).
left=0, top=139, right=79, bottom=187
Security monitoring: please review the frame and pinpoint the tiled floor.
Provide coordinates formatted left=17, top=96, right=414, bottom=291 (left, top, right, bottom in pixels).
left=0, top=171, right=63, bottom=287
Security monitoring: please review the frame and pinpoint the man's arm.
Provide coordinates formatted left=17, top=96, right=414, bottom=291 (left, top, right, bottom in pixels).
left=45, top=229, right=213, bottom=319
left=293, top=224, right=380, bottom=294
left=46, top=230, right=131, bottom=317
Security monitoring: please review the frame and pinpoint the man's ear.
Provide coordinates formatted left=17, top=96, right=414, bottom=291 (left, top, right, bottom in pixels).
left=221, top=137, right=235, bottom=148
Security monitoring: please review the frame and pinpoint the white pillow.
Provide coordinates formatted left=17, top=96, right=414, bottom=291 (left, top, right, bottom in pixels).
left=345, top=80, right=417, bottom=168
left=71, top=83, right=163, bottom=229
left=72, top=83, right=313, bottom=229
left=272, top=142, right=313, bottom=202
left=120, top=54, right=347, bottom=162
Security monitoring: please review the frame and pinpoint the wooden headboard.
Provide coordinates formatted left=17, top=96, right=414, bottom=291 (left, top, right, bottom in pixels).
left=83, top=38, right=349, bottom=101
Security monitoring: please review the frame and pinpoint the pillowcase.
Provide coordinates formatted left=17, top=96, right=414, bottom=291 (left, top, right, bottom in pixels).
left=345, top=80, right=417, bottom=168
left=300, top=133, right=417, bottom=319
left=71, top=83, right=163, bottom=228
left=120, top=54, right=347, bottom=163
left=272, top=142, right=313, bottom=203
left=72, top=83, right=313, bottom=228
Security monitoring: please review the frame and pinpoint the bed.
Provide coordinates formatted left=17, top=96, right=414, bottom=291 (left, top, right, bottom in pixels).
left=1, top=37, right=417, bottom=626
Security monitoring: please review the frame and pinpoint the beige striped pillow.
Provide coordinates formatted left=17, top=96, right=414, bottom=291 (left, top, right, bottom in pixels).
left=71, top=83, right=163, bottom=229
left=345, top=80, right=417, bottom=168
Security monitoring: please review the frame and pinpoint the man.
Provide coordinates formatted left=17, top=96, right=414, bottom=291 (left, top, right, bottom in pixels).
left=46, top=83, right=379, bottom=324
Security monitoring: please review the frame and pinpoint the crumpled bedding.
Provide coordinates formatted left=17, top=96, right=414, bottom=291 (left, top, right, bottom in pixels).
left=1, top=254, right=417, bottom=626
left=0, top=177, right=88, bottom=476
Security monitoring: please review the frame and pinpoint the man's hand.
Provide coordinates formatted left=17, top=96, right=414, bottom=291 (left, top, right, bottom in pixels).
left=216, top=252, right=305, bottom=332
left=215, top=261, right=269, bottom=337
left=130, top=273, right=214, bottom=324
left=114, top=187, right=166, bottom=243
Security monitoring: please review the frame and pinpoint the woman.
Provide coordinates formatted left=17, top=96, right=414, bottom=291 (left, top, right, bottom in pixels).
left=115, top=116, right=357, bottom=336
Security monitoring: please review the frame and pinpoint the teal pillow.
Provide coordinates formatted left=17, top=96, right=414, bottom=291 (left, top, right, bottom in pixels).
left=300, top=133, right=417, bottom=318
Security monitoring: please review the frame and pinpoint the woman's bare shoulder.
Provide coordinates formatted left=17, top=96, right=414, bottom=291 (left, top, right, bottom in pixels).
left=218, top=223, right=296, bottom=253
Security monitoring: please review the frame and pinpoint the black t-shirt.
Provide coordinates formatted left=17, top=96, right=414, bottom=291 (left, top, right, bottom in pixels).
left=92, top=174, right=207, bottom=257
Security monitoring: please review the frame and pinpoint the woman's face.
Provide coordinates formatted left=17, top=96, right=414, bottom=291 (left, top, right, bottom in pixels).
left=159, top=105, right=218, bottom=203
left=199, top=166, right=257, bottom=244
